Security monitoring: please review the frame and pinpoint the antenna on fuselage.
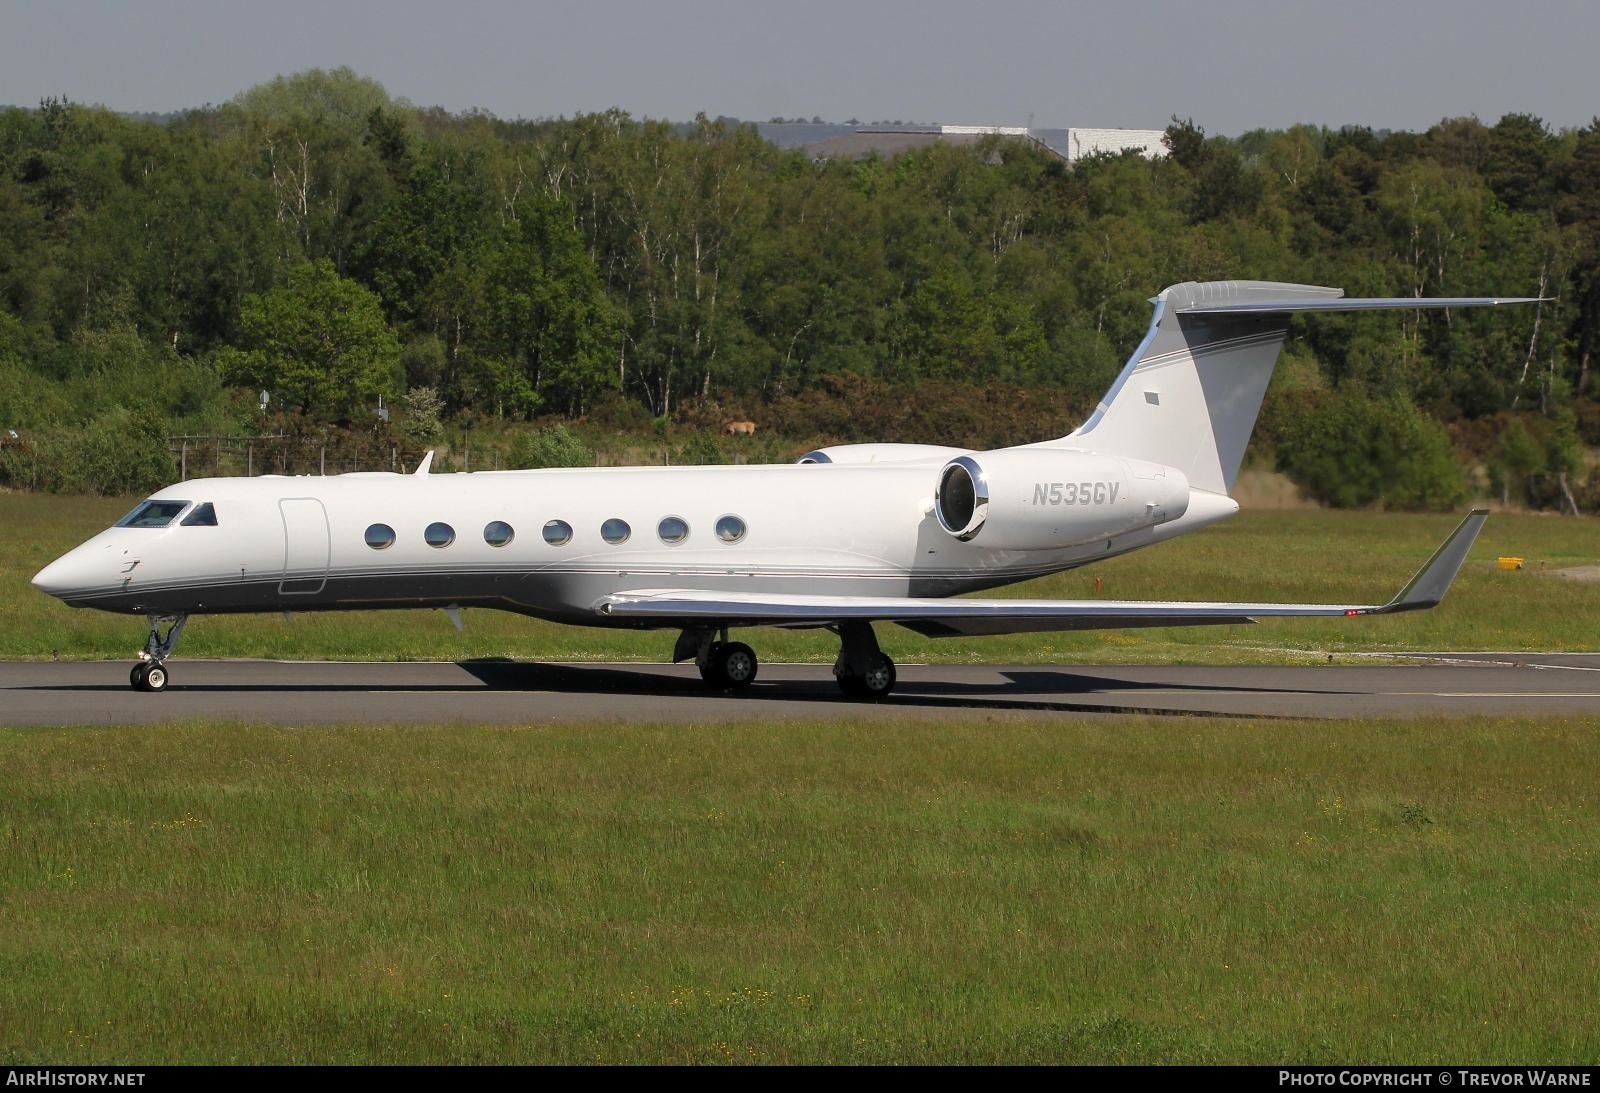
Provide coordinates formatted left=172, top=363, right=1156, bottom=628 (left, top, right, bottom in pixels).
left=415, top=450, right=434, bottom=475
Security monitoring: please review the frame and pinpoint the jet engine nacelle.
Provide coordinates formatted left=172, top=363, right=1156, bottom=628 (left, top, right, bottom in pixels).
left=934, top=449, right=1190, bottom=550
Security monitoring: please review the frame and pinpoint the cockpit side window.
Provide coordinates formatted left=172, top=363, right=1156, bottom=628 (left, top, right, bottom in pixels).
left=115, top=500, right=190, bottom=528
left=181, top=502, right=217, bottom=527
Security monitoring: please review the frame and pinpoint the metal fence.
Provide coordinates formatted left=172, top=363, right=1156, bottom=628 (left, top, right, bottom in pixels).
left=167, top=436, right=434, bottom=479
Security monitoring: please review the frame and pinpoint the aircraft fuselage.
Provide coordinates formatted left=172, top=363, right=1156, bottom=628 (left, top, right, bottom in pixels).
left=34, top=459, right=1216, bottom=627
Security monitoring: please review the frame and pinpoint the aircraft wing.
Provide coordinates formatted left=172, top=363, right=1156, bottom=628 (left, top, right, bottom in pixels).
left=596, top=510, right=1487, bottom=638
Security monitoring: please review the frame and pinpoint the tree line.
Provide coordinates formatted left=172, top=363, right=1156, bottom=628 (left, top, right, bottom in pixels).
left=2, top=67, right=1598, bottom=508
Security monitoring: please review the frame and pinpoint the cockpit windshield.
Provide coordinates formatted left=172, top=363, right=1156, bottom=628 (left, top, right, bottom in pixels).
left=115, top=500, right=190, bottom=528
left=181, top=502, right=217, bottom=527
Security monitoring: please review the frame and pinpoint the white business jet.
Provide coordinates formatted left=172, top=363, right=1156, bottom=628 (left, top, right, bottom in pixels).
left=34, top=280, right=1525, bottom=697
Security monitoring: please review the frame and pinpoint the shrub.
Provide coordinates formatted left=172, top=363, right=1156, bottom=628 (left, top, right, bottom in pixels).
left=507, top=424, right=593, bottom=469
left=400, top=386, right=445, bottom=444
left=1273, top=388, right=1466, bottom=510
left=672, top=430, right=725, bottom=466
left=0, top=408, right=175, bottom=495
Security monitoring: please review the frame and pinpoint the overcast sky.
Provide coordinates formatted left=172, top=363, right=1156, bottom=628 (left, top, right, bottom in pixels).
left=2, top=0, right=1595, bottom=135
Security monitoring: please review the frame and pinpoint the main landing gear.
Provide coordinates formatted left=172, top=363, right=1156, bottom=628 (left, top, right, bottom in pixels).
left=831, top=620, right=896, bottom=700
left=677, top=627, right=760, bottom=690
left=674, top=620, right=897, bottom=700
left=130, top=614, right=187, bottom=693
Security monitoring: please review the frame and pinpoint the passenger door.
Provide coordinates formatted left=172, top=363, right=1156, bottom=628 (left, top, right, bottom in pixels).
left=278, top=498, right=330, bottom=595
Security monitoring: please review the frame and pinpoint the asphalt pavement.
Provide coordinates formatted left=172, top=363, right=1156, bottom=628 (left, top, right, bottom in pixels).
left=5, top=653, right=1600, bottom=724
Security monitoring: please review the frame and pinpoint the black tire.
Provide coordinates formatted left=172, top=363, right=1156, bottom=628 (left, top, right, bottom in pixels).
left=710, top=641, right=758, bottom=689
left=836, top=673, right=866, bottom=698
left=860, top=653, right=896, bottom=696
left=143, top=664, right=169, bottom=692
left=854, top=653, right=896, bottom=699
left=130, top=663, right=146, bottom=689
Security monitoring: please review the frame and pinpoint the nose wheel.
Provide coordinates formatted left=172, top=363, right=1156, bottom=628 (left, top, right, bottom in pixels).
left=131, top=662, right=170, bottom=692
left=130, top=614, right=187, bottom=693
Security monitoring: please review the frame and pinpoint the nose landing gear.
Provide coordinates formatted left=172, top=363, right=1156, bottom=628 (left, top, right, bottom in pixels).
left=131, top=614, right=187, bottom=692
left=131, top=661, right=169, bottom=692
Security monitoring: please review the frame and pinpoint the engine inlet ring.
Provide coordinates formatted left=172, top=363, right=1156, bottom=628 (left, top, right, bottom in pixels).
left=935, top=456, right=989, bottom=541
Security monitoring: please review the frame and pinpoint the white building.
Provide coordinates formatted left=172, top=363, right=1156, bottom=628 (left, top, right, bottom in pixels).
left=943, top=126, right=1166, bottom=162
left=762, top=122, right=1168, bottom=164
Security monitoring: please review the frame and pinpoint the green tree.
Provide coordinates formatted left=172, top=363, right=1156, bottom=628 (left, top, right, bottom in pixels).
left=1545, top=408, right=1586, bottom=513
left=1484, top=113, right=1552, bottom=212
left=3, top=83, right=1600, bottom=501
left=1489, top=415, right=1543, bottom=505
left=218, top=259, right=400, bottom=419
left=356, top=159, right=485, bottom=329
left=1163, top=116, right=1208, bottom=170
left=226, top=67, right=404, bottom=268
left=474, top=196, right=617, bottom=417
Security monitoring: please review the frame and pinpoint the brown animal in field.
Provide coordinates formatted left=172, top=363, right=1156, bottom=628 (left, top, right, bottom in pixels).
left=721, top=420, right=757, bottom=437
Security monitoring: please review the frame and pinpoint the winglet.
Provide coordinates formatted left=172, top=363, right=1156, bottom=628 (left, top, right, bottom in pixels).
left=1375, top=509, right=1489, bottom=613
left=415, top=450, right=434, bottom=476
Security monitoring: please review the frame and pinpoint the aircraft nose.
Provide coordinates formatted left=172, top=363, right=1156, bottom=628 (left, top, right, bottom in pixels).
left=32, top=549, right=98, bottom=600
left=32, top=556, right=73, bottom=598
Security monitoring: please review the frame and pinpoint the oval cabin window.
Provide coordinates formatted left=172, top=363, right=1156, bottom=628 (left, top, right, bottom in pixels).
left=483, top=521, right=515, bottom=547
left=601, top=518, right=631, bottom=545
left=657, top=516, right=689, bottom=544
left=424, top=522, right=455, bottom=548
left=714, top=515, right=746, bottom=543
left=365, top=524, right=396, bottom=550
left=542, top=520, right=572, bottom=546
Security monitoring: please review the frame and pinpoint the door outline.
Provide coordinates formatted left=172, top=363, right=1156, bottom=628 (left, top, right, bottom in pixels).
left=278, top=498, right=330, bottom=595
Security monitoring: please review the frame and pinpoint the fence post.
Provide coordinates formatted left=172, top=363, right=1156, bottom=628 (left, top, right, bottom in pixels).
left=179, top=439, right=187, bottom=480
left=247, top=444, right=253, bottom=477
left=320, top=446, right=325, bottom=476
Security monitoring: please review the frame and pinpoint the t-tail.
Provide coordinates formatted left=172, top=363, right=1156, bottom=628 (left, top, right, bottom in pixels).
left=1065, top=280, right=1541, bottom=496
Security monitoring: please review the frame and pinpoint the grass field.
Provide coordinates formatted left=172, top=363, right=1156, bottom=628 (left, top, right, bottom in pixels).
left=1, top=716, right=1596, bottom=1064
left=4, top=492, right=1599, bottom=664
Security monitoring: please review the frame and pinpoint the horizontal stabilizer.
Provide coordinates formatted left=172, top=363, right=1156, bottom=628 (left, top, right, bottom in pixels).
left=1177, top=297, right=1545, bottom=315
left=596, top=511, right=1488, bottom=638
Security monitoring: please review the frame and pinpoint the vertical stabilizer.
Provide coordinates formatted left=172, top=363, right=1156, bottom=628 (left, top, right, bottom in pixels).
left=1058, top=280, right=1540, bottom=496
left=1063, top=280, right=1341, bottom=495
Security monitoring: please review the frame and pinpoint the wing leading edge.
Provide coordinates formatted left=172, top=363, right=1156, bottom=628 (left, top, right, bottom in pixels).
left=596, top=510, right=1488, bottom=638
